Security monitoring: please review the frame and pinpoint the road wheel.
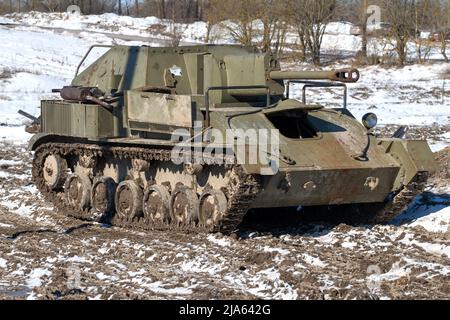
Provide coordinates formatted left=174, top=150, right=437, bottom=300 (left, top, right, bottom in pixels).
left=143, top=184, right=171, bottom=224
left=43, top=154, right=67, bottom=190
left=170, top=185, right=199, bottom=226
left=199, top=189, right=228, bottom=229
left=115, top=180, right=143, bottom=221
left=91, top=177, right=116, bottom=214
left=65, top=173, right=91, bottom=211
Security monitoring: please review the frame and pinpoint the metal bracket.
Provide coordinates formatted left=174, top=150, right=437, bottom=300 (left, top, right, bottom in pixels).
left=75, top=45, right=113, bottom=78
left=286, top=81, right=348, bottom=109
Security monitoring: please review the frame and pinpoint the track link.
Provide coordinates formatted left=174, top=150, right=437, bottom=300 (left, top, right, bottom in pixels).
left=32, top=142, right=261, bottom=234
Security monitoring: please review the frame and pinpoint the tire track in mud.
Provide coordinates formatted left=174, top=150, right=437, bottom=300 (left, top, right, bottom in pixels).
left=0, top=139, right=449, bottom=300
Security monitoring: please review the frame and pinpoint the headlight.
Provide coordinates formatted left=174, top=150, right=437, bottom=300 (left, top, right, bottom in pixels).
left=362, top=113, right=378, bottom=130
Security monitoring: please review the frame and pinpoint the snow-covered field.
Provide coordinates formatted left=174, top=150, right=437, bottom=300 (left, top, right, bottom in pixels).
left=0, top=135, right=448, bottom=300
left=0, top=12, right=448, bottom=300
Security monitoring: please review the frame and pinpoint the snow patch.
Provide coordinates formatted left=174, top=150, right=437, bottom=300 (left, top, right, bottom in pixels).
left=0, top=126, right=32, bottom=143
left=26, top=268, right=51, bottom=288
left=394, top=193, right=450, bottom=234
left=246, top=267, right=299, bottom=300
left=207, top=234, right=232, bottom=247
left=400, top=233, right=450, bottom=258
left=0, top=159, right=22, bottom=166
left=0, top=222, right=13, bottom=228
left=140, top=281, right=194, bottom=295
left=302, top=254, right=327, bottom=268
left=96, top=272, right=119, bottom=281
left=341, top=241, right=358, bottom=249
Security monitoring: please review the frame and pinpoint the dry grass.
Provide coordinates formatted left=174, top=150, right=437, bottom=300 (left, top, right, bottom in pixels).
left=0, top=67, right=42, bottom=80
left=0, top=68, right=13, bottom=80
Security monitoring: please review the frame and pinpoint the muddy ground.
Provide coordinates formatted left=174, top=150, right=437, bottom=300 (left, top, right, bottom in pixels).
left=0, top=129, right=448, bottom=300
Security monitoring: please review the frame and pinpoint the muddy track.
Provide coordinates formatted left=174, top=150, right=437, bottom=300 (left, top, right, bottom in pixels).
left=33, top=142, right=261, bottom=235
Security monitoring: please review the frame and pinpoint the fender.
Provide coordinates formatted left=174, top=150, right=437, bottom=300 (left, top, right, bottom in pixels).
left=28, top=133, right=89, bottom=151
left=378, top=138, right=437, bottom=190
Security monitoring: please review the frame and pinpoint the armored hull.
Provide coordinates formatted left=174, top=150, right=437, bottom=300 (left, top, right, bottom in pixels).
left=28, top=45, right=436, bottom=234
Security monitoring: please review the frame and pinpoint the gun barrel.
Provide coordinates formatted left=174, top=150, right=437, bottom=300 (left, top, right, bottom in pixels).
left=18, top=110, right=39, bottom=123
left=269, top=68, right=360, bottom=83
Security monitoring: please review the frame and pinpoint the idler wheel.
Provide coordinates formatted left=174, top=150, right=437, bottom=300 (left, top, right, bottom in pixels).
left=143, top=184, right=171, bottom=224
left=170, top=185, right=199, bottom=226
left=198, top=189, right=228, bottom=228
left=115, top=180, right=143, bottom=221
left=91, top=177, right=117, bottom=214
left=43, top=154, right=67, bottom=190
left=64, top=173, right=92, bottom=211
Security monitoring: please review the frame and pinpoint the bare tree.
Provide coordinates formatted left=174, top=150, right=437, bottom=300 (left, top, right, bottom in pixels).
left=288, top=0, right=336, bottom=65
left=134, top=0, right=139, bottom=16
left=382, top=0, right=416, bottom=66
left=157, top=0, right=166, bottom=19
left=204, top=0, right=220, bottom=43
left=164, top=2, right=188, bottom=46
left=286, top=0, right=307, bottom=61
left=207, top=0, right=259, bottom=46
left=207, top=0, right=288, bottom=52
left=41, top=0, right=60, bottom=12
left=430, top=0, right=450, bottom=62
left=198, top=0, right=206, bottom=20
left=412, top=0, right=434, bottom=63
left=258, top=0, right=287, bottom=53
left=360, top=0, right=369, bottom=59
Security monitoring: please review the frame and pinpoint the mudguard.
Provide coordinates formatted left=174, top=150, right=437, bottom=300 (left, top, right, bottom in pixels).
left=379, top=139, right=437, bottom=190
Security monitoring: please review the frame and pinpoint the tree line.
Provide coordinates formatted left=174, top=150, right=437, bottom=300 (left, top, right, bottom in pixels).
left=0, top=1, right=208, bottom=19
left=0, top=0, right=449, bottom=65
left=205, top=0, right=450, bottom=65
